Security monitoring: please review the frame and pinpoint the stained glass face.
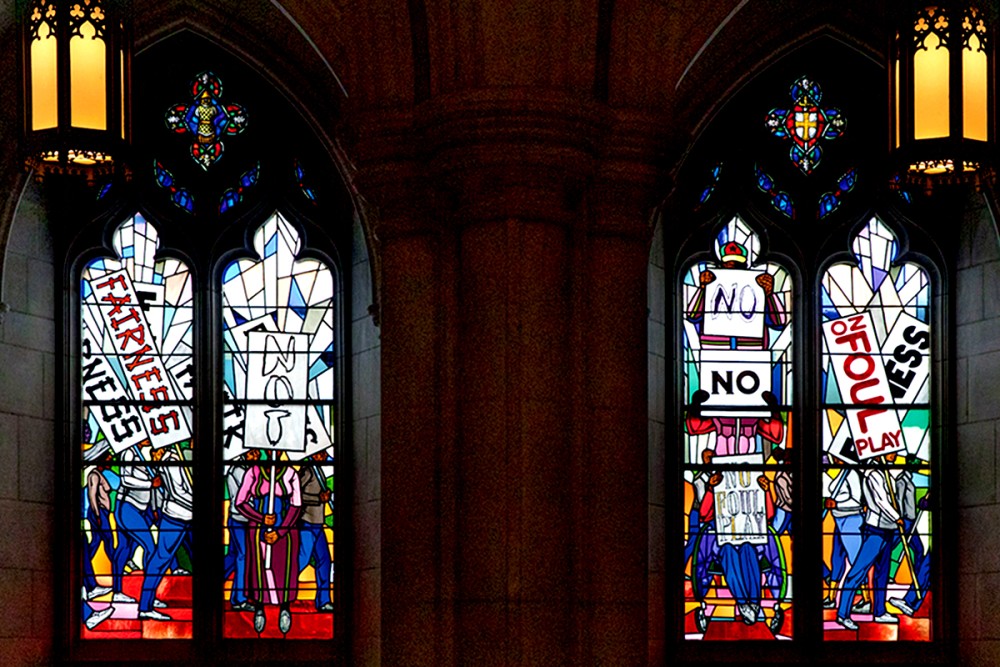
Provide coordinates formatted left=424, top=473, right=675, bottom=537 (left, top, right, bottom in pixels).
left=221, top=213, right=337, bottom=638
left=80, top=215, right=195, bottom=638
left=820, top=217, right=932, bottom=641
left=681, top=216, right=794, bottom=639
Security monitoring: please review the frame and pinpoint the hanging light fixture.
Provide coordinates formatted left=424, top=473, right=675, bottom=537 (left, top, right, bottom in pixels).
left=891, top=2, right=995, bottom=191
left=22, top=0, right=130, bottom=184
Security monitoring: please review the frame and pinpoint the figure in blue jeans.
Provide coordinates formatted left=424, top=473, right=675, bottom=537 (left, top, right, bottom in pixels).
left=223, top=451, right=257, bottom=611
left=297, top=452, right=334, bottom=611
left=137, top=446, right=192, bottom=621
left=113, top=446, right=160, bottom=604
left=836, top=456, right=904, bottom=630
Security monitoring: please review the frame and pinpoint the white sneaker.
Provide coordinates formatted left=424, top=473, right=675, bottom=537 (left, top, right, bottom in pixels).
left=874, top=613, right=898, bottom=624
left=836, top=616, right=858, bottom=631
left=153, top=599, right=168, bottom=609
left=85, top=606, right=115, bottom=630
left=253, top=608, right=266, bottom=633
left=889, top=597, right=915, bottom=617
left=138, top=609, right=171, bottom=621
left=112, top=592, right=136, bottom=603
left=279, top=608, right=292, bottom=634
left=86, top=585, right=112, bottom=600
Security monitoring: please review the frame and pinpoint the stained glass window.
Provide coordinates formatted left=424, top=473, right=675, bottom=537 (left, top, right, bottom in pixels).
left=164, top=71, right=248, bottom=170
left=820, top=217, right=932, bottom=641
left=765, top=76, right=846, bottom=175
left=220, top=213, right=337, bottom=639
left=80, top=215, right=195, bottom=638
left=818, top=168, right=858, bottom=219
left=681, top=216, right=794, bottom=640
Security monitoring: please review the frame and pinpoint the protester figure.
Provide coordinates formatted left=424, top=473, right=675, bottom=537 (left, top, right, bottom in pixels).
left=836, top=454, right=904, bottom=630
left=236, top=463, right=303, bottom=634
left=297, top=452, right=334, bottom=612
left=113, top=444, right=161, bottom=604
left=823, top=458, right=864, bottom=609
left=684, top=240, right=788, bottom=456
left=138, top=445, right=193, bottom=621
left=224, top=450, right=257, bottom=612
left=83, top=457, right=116, bottom=601
left=889, top=490, right=931, bottom=617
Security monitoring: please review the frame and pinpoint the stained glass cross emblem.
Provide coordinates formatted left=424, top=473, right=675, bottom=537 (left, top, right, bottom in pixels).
left=165, top=71, right=248, bottom=170
left=765, top=77, right=845, bottom=175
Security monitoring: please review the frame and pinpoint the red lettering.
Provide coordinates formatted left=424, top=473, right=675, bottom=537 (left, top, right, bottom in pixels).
left=115, top=325, right=146, bottom=351
left=150, top=410, right=180, bottom=435
left=844, top=354, right=875, bottom=380
left=95, top=274, right=127, bottom=292
left=855, top=436, right=873, bottom=456
left=849, top=377, right=886, bottom=405
left=149, top=386, right=170, bottom=402
left=100, top=292, right=132, bottom=316
left=856, top=407, right=887, bottom=434
left=124, top=344, right=155, bottom=372
left=131, top=368, right=162, bottom=390
left=110, top=308, right=141, bottom=331
left=835, top=330, right=872, bottom=354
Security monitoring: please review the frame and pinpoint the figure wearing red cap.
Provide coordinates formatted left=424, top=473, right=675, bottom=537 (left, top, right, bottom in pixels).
left=684, top=240, right=788, bottom=456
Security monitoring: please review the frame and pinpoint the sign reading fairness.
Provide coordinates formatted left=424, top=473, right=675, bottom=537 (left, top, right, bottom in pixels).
left=823, top=311, right=905, bottom=460
left=89, top=269, right=191, bottom=452
left=713, top=454, right=769, bottom=546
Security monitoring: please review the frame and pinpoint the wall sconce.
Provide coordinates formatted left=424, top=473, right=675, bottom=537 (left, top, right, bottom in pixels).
left=891, top=2, right=994, bottom=191
left=22, top=0, right=130, bottom=184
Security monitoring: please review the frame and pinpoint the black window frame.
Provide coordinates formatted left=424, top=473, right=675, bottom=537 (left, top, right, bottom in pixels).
left=55, top=30, right=354, bottom=665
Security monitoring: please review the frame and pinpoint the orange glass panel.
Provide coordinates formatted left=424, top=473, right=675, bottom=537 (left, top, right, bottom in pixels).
left=963, top=34, right=988, bottom=141
left=70, top=21, right=107, bottom=130
left=913, top=32, right=949, bottom=140
left=30, top=23, right=58, bottom=130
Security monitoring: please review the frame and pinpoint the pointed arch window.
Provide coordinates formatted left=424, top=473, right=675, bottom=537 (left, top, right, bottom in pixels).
left=668, top=40, right=950, bottom=662
left=681, top=216, right=795, bottom=639
left=820, top=217, right=933, bottom=641
left=66, top=32, right=352, bottom=662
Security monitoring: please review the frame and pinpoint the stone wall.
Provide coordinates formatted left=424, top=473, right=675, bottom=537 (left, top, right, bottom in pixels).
left=0, top=181, right=55, bottom=666
left=352, top=211, right=382, bottom=666
left=648, top=221, right=666, bottom=665
left=957, top=193, right=1000, bottom=666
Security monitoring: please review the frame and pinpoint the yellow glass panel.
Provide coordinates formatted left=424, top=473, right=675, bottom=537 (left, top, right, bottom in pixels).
left=914, top=32, right=949, bottom=140
left=30, top=23, right=58, bottom=131
left=70, top=21, right=106, bottom=130
left=893, top=58, right=899, bottom=148
left=963, top=34, right=988, bottom=141
left=119, top=52, right=125, bottom=139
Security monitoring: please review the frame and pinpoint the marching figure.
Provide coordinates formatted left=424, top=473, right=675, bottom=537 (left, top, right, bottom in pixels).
left=297, top=452, right=335, bottom=612
left=236, top=463, right=303, bottom=635
left=684, top=240, right=789, bottom=456
left=138, top=445, right=193, bottom=621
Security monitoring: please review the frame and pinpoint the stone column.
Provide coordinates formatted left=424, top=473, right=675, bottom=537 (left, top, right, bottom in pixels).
left=357, top=95, right=662, bottom=666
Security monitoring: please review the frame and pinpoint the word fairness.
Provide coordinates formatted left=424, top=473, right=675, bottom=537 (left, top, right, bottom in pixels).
left=823, top=311, right=906, bottom=460
left=88, top=269, right=191, bottom=451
